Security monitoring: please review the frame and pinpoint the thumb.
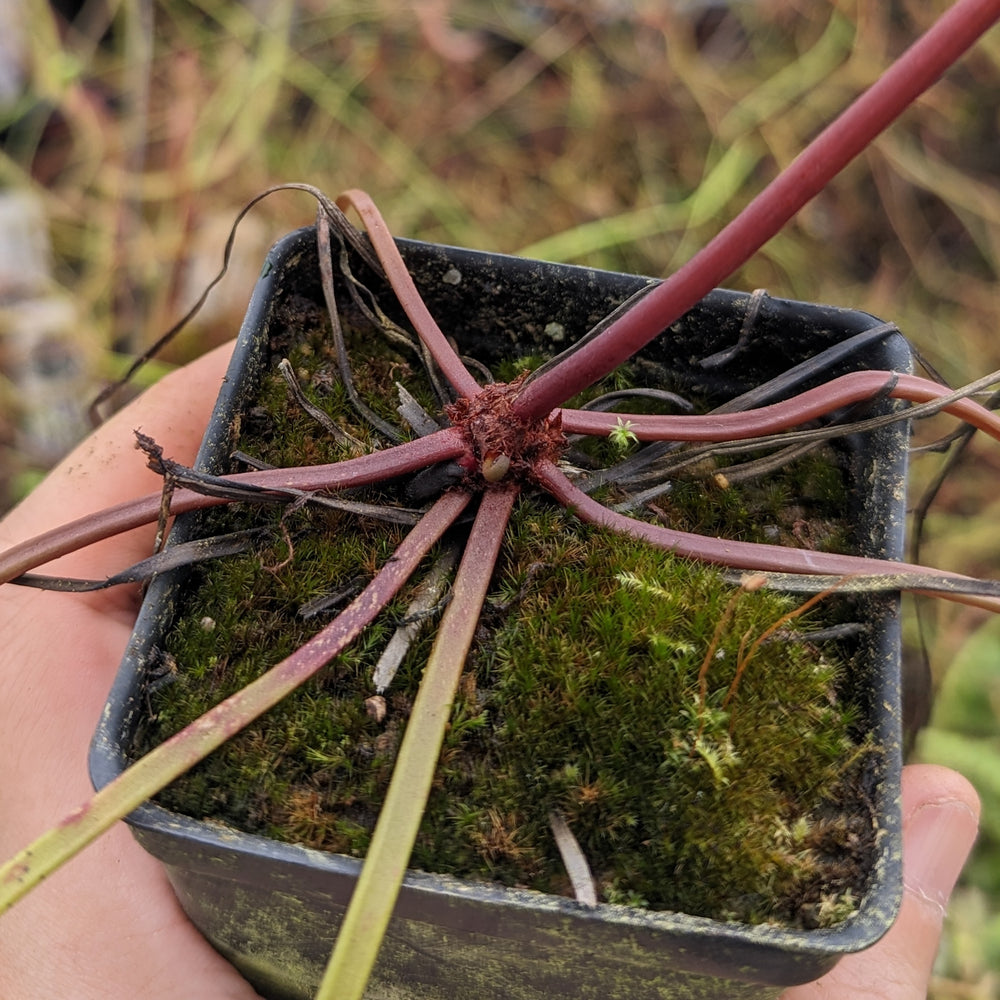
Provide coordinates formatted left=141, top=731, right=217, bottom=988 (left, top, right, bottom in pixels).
left=782, top=763, right=980, bottom=1000
left=892, top=764, right=980, bottom=987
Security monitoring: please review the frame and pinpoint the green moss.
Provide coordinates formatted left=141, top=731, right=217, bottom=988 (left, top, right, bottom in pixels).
left=138, top=293, right=875, bottom=930
left=448, top=506, right=872, bottom=924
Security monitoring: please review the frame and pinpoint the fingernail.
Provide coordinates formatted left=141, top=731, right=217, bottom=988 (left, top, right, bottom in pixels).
left=904, top=799, right=979, bottom=908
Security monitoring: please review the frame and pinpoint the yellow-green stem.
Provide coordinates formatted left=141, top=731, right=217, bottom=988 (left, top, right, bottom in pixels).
left=318, top=485, right=518, bottom=1000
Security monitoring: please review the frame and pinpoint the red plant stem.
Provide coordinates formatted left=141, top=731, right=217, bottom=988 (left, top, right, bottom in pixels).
left=0, top=428, right=467, bottom=585
left=243, top=491, right=469, bottom=684
left=535, top=460, right=1000, bottom=614
left=559, top=371, right=1000, bottom=442
left=336, top=189, right=484, bottom=400
left=513, top=0, right=1000, bottom=420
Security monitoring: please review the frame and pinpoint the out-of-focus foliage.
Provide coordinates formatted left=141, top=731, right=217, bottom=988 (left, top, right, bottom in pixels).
left=920, top=616, right=1000, bottom=997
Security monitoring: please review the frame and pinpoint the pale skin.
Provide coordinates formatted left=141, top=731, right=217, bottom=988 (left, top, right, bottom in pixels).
left=0, top=344, right=980, bottom=999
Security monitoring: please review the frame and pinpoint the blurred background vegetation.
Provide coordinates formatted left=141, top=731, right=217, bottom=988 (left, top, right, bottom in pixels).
left=0, top=0, right=997, bottom=993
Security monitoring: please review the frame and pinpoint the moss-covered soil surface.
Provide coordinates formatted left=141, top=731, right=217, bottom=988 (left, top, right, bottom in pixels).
left=137, top=291, right=879, bottom=929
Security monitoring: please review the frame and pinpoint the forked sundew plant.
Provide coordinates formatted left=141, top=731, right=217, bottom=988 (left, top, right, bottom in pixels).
left=3, top=1, right=1000, bottom=999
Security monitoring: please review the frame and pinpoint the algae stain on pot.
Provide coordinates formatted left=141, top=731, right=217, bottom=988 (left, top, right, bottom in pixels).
left=183, top=864, right=793, bottom=1000
left=202, top=888, right=327, bottom=1000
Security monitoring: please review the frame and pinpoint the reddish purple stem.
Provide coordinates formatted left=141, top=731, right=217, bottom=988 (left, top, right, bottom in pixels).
left=559, top=371, right=1000, bottom=441
left=535, top=461, right=1000, bottom=614
left=513, top=0, right=1000, bottom=420
left=337, top=189, right=484, bottom=400
left=0, top=428, right=467, bottom=585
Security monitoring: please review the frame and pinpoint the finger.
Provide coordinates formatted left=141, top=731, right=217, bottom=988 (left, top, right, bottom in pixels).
left=0, top=340, right=235, bottom=581
left=782, top=763, right=980, bottom=1000
left=0, top=341, right=239, bottom=822
left=0, top=340, right=266, bottom=1000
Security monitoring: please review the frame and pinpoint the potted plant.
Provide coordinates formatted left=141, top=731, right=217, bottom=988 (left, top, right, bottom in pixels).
left=87, top=218, right=915, bottom=1000
left=3, top=3, right=1000, bottom=999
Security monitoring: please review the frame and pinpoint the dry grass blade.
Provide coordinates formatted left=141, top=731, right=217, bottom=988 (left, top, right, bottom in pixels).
left=549, top=811, right=598, bottom=908
left=9, top=528, right=264, bottom=592
left=277, top=358, right=365, bottom=449
left=373, top=543, right=459, bottom=693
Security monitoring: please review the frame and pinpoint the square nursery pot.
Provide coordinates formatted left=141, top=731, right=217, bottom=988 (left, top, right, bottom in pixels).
left=91, top=227, right=911, bottom=1000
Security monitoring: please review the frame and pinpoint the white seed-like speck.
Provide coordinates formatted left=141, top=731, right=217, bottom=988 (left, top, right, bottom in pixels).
left=482, top=453, right=511, bottom=482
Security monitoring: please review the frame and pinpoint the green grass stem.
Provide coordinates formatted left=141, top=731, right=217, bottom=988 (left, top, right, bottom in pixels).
left=318, top=485, right=517, bottom=1000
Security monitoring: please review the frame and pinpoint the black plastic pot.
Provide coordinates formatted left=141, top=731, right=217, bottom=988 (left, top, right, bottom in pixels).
left=91, top=228, right=910, bottom=1000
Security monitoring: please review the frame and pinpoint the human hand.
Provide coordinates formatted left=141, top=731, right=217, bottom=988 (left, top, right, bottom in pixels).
left=782, top=763, right=980, bottom=1000
left=0, top=341, right=262, bottom=999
